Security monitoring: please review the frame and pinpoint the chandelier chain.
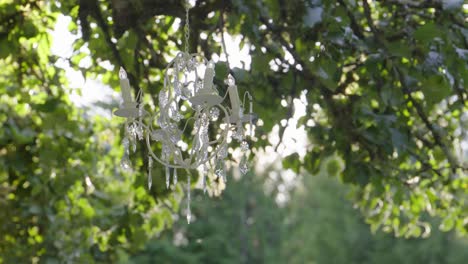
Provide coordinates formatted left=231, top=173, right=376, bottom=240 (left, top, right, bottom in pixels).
left=184, top=3, right=190, bottom=53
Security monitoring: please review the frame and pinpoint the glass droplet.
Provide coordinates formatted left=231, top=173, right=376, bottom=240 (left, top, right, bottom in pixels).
left=240, top=141, right=249, bottom=152
left=217, top=144, right=228, bottom=159
left=174, top=81, right=181, bottom=97
left=131, top=139, right=137, bottom=153
left=148, top=172, right=152, bottom=190
left=239, top=155, right=249, bottom=175
left=148, top=156, right=153, bottom=190
left=159, top=90, right=168, bottom=106
left=187, top=175, right=191, bottom=224
left=122, top=137, right=130, bottom=153
left=233, top=129, right=243, bottom=142
left=135, top=124, right=144, bottom=140
left=173, top=168, right=178, bottom=185
left=121, top=154, right=132, bottom=170
left=209, top=107, right=220, bottom=121
left=166, top=166, right=170, bottom=189
left=186, top=58, right=196, bottom=71
left=215, top=159, right=226, bottom=182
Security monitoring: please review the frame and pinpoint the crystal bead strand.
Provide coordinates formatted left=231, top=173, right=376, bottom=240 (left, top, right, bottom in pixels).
left=239, top=141, right=249, bottom=175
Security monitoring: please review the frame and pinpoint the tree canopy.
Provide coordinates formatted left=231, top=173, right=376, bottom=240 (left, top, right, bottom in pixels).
left=0, top=0, right=467, bottom=262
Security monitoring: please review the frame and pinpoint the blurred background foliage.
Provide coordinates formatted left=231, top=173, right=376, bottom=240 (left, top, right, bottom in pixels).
left=0, top=0, right=467, bottom=262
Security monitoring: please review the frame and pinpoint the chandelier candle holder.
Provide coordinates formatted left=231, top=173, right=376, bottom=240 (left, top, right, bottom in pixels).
left=113, top=4, right=256, bottom=223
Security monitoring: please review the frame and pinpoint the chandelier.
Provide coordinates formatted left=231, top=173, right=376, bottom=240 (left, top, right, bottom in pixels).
left=114, top=3, right=255, bottom=223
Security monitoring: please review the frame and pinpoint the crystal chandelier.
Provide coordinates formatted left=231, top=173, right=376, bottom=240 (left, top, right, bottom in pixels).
left=114, top=3, right=255, bottom=223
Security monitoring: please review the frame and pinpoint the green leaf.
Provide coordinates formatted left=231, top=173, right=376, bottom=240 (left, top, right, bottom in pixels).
left=251, top=54, right=272, bottom=73
left=215, top=62, right=229, bottom=80
left=387, top=40, right=411, bottom=58
left=282, top=153, right=301, bottom=173
left=325, top=157, right=343, bottom=177
left=414, top=23, right=441, bottom=43
left=22, top=20, right=39, bottom=38
left=0, top=37, right=11, bottom=59
left=421, top=75, right=451, bottom=107
left=440, top=217, right=455, bottom=232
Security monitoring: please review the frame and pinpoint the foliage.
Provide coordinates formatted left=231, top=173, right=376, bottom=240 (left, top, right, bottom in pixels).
left=132, top=167, right=468, bottom=264
left=0, top=1, right=179, bottom=262
left=0, top=0, right=467, bottom=261
left=282, top=166, right=468, bottom=264
left=131, top=171, right=285, bottom=264
left=52, top=0, right=468, bottom=237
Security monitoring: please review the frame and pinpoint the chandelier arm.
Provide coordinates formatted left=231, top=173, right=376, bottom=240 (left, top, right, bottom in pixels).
left=181, top=117, right=196, bottom=134
left=242, top=91, right=253, bottom=107
left=145, top=132, right=189, bottom=169
left=191, top=53, right=208, bottom=64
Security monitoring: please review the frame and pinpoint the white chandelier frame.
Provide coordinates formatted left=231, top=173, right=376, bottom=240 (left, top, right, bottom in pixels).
left=113, top=4, right=255, bottom=223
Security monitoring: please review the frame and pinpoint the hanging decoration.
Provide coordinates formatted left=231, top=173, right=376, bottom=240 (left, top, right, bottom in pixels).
left=113, top=2, right=256, bottom=223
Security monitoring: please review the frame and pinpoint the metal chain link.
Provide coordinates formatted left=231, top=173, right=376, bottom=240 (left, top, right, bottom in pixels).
left=184, top=3, right=190, bottom=53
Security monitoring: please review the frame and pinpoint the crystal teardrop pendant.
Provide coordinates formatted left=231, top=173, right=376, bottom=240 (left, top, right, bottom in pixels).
left=173, top=168, right=178, bottom=185
left=148, top=156, right=153, bottom=190
left=165, top=166, right=170, bottom=189
left=240, top=141, right=249, bottom=152
left=215, top=159, right=227, bottom=182
left=239, top=155, right=248, bottom=175
left=187, top=175, right=191, bottom=224
left=120, top=153, right=132, bottom=170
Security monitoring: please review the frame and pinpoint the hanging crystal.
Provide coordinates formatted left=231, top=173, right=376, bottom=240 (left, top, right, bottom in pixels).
left=131, top=139, right=137, bottom=153
left=135, top=124, right=144, bottom=140
left=148, top=156, right=153, bottom=190
left=217, top=143, right=228, bottom=159
left=173, top=77, right=181, bottom=97
left=125, top=123, right=138, bottom=152
left=158, top=90, right=168, bottom=106
left=121, top=137, right=132, bottom=170
left=120, top=153, right=132, bottom=170
left=215, top=159, right=227, bottom=182
left=165, top=166, right=170, bottom=189
left=240, top=140, right=249, bottom=152
left=173, top=168, right=178, bottom=185
left=239, top=155, right=249, bottom=175
left=122, top=137, right=130, bottom=153
left=233, top=124, right=244, bottom=142
left=112, top=0, right=258, bottom=223
left=186, top=57, right=196, bottom=71
left=169, top=102, right=183, bottom=121
left=187, top=174, right=191, bottom=224
left=209, top=107, right=220, bottom=121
